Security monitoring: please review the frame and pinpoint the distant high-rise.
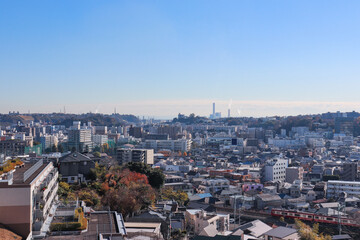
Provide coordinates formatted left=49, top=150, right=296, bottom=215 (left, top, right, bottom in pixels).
left=228, top=109, right=230, bottom=118
left=210, top=102, right=221, bottom=119
left=213, top=102, right=215, bottom=116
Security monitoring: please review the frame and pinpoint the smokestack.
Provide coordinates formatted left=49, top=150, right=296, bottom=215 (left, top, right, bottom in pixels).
left=213, top=102, right=215, bottom=115
left=228, top=109, right=230, bottom=118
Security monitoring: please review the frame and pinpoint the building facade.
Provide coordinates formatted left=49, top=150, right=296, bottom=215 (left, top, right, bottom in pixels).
left=263, top=158, right=289, bottom=182
left=116, top=148, right=154, bottom=165
left=0, top=159, right=58, bottom=239
left=326, top=180, right=360, bottom=198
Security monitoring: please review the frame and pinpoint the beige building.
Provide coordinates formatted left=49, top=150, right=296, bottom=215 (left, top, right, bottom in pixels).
left=185, top=209, right=229, bottom=237
left=0, top=159, right=58, bottom=239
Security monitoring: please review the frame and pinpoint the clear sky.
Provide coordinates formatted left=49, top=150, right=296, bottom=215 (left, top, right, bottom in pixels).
left=1, top=1, right=360, bottom=118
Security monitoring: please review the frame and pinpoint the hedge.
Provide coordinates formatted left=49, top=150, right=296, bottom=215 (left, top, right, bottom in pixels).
left=50, top=208, right=87, bottom=231
left=50, top=222, right=81, bottom=231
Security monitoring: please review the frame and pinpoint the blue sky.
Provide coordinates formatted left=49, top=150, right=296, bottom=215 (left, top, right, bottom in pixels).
left=1, top=1, right=360, bottom=118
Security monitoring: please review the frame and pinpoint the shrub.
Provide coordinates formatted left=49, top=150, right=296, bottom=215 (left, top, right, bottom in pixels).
left=50, top=208, right=87, bottom=232
left=50, top=222, right=81, bottom=231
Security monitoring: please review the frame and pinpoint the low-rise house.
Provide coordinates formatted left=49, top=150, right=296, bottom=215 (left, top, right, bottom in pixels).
left=59, top=152, right=98, bottom=183
left=237, top=219, right=272, bottom=238
left=262, top=226, right=299, bottom=240
left=255, top=194, right=283, bottom=210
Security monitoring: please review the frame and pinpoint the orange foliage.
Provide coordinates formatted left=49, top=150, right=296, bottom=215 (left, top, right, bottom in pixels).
left=101, top=182, right=110, bottom=192
left=99, top=169, right=155, bottom=217
left=119, top=169, right=149, bottom=186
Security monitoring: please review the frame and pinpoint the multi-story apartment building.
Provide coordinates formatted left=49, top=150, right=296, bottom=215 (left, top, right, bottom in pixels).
left=67, top=121, right=92, bottom=152
left=143, top=139, right=191, bottom=152
left=92, top=134, right=108, bottom=147
left=263, top=158, right=288, bottom=182
left=198, top=179, right=230, bottom=194
left=326, top=180, right=360, bottom=198
left=116, top=148, right=154, bottom=165
left=128, top=126, right=143, bottom=138
left=0, top=159, right=58, bottom=239
left=157, top=125, right=182, bottom=140
left=0, top=139, right=27, bottom=155
left=94, top=126, right=107, bottom=135
left=40, top=135, right=58, bottom=150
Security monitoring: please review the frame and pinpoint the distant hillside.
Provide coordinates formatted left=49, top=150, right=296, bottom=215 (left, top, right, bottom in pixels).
left=0, top=113, right=139, bottom=127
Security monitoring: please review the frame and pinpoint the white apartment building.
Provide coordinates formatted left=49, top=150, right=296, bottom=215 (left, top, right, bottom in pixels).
left=326, top=180, right=360, bottom=198
left=263, top=158, right=289, bottom=182
left=198, top=178, right=230, bottom=194
left=92, top=134, right=108, bottom=146
left=143, top=139, right=191, bottom=152
left=40, top=135, right=58, bottom=150
left=67, top=121, right=93, bottom=152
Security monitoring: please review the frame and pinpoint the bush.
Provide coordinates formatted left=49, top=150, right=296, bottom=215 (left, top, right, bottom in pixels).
left=75, top=208, right=88, bottom=230
left=50, top=208, right=88, bottom=232
left=50, top=222, right=81, bottom=231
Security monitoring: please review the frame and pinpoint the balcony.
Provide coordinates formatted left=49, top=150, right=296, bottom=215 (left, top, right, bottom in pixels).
left=35, top=208, right=44, bottom=221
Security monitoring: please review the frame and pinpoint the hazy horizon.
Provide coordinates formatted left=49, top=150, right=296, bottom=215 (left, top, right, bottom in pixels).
left=3, top=99, right=360, bottom=119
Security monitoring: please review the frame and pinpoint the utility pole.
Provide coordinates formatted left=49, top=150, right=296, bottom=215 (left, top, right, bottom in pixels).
left=338, top=192, right=346, bottom=235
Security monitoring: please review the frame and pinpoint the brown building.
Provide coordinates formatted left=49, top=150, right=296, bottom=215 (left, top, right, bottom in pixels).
left=129, top=126, right=143, bottom=138
left=0, top=159, right=58, bottom=239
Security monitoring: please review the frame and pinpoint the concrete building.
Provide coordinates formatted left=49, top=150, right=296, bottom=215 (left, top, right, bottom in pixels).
left=0, top=159, right=58, bottom=239
left=342, top=162, right=358, bottom=181
left=94, top=126, right=107, bottom=135
left=185, top=209, right=229, bottom=236
left=263, top=158, right=289, bottom=182
left=157, top=125, right=182, bottom=140
left=40, top=135, right=58, bottom=150
left=285, top=167, right=304, bottom=183
left=117, top=148, right=154, bottom=165
left=198, top=179, right=230, bottom=194
left=92, top=134, right=108, bottom=147
left=335, top=117, right=354, bottom=135
left=327, top=180, right=360, bottom=198
left=144, top=139, right=192, bottom=152
left=67, top=121, right=93, bottom=152
left=0, top=139, right=27, bottom=155
left=129, top=126, right=143, bottom=138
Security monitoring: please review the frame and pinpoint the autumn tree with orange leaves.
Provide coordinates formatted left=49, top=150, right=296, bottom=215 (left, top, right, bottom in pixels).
left=101, top=169, right=155, bottom=217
